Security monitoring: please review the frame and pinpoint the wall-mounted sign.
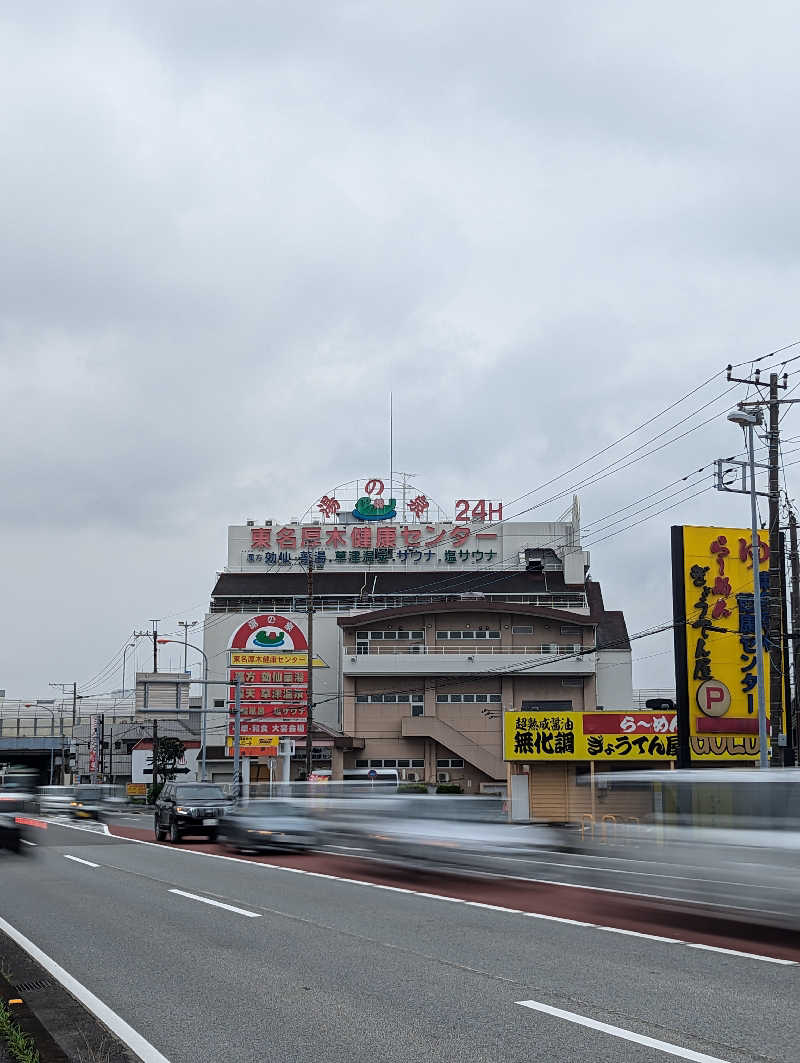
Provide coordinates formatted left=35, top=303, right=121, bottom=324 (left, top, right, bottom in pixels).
left=503, top=710, right=678, bottom=761
left=671, top=525, right=784, bottom=761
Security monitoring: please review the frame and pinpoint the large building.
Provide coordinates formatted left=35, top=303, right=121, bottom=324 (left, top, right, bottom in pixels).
left=202, top=480, right=634, bottom=814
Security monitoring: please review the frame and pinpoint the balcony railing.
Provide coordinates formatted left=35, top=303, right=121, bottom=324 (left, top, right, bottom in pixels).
left=344, top=644, right=587, bottom=657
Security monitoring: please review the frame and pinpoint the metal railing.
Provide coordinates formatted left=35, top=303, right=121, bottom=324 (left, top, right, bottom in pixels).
left=211, top=593, right=588, bottom=614
left=344, top=644, right=587, bottom=657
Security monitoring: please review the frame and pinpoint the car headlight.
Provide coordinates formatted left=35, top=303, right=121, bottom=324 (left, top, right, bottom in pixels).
left=175, top=807, right=189, bottom=815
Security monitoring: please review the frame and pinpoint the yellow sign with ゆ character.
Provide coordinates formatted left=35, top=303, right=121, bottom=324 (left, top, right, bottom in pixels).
left=673, top=524, right=783, bottom=761
left=503, top=711, right=678, bottom=761
left=225, top=736, right=280, bottom=748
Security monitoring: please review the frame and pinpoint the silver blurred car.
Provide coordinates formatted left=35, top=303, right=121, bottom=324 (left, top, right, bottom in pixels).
left=577, top=768, right=800, bottom=929
left=218, top=799, right=321, bottom=853
left=334, top=795, right=561, bottom=874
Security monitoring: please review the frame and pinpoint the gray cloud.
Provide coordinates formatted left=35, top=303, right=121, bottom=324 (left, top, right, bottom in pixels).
left=0, top=1, right=798, bottom=695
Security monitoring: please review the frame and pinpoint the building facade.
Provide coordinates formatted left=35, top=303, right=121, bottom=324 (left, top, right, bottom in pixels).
left=203, top=481, right=634, bottom=813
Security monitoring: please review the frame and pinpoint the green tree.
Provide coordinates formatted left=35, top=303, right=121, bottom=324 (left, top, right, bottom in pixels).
left=153, top=737, right=186, bottom=790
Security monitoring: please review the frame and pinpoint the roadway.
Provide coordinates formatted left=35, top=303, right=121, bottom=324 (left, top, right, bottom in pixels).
left=0, top=818, right=798, bottom=1063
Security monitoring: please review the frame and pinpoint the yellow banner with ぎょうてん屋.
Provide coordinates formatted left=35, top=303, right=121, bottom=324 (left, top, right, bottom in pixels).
left=503, top=711, right=678, bottom=761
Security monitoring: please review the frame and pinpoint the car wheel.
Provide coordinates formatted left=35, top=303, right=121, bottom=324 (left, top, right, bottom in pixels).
left=155, top=815, right=167, bottom=842
left=169, top=819, right=181, bottom=844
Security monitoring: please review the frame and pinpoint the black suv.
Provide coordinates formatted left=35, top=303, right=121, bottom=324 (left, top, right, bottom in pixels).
left=155, top=782, right=230, bottom=843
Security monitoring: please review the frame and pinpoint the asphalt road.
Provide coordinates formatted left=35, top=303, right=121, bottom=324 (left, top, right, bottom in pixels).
left=1, top=819, right=798, bottom=1063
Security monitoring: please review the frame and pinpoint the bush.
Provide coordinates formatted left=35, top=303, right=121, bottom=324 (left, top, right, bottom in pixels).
left=435, top=783, right=463, bottom=794
left=397, top=783, right=429, bottom=794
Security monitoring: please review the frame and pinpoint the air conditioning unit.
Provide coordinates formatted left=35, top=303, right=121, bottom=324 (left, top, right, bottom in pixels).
left=437, top=772, right=450, bottom=784
left=246, top=520, right=255, bottom=527
left=400, top=769, right=419, bottom=782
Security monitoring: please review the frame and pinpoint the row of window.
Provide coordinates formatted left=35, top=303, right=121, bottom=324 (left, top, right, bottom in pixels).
left=436, top=694, right=502, bottom=703
left=352, top=757, right=467, bottom=770
left=355, top=758, right=425, bottom=768
left=436, top=630, right=500, bottom=640
left=355, top=694, right=424, bottom=704
left=356, top=630, right=425, bottom=641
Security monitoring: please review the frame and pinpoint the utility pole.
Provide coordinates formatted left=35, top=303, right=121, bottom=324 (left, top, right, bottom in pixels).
left=305, top=552, right=314, bottom=780
left=178, top=620, right=197, bottom=672
left=767, top=373, right=784, bottom=764
left=134, top=627, right=158, bottom=674
left=151, top=717, right=159, bottom=799
left=727, top=365, right=790, bottom=765
left=789, top=506, right=800, bottom=764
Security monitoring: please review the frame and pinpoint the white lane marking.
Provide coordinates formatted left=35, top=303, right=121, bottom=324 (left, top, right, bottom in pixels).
left=168, top=889, right=261, bottom=918
left=102, top=830, right=796, bottom=966
left=20, top=839, right=37, bottom=847
left=0, top=914, right=172, bottom=1063
left=516, top=1000, right=732, bottom=1062
left=64, top=854, right=100, bottom=868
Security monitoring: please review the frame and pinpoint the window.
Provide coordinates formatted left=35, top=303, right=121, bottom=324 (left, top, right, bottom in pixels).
left=371, top=631, right=383, bottom=640
left=368, top=759, right=383, bottom=767
left=437, top=693, right=502, bottom=704
left=356, top=695, right=368, bottom=703
left=397, top=631, right=410, bottom=640
left=356, top=632, right=368, bottom=641
left=512, top=625, right=533, bottom=634
left=561, top=678, right=583, bottom=688
left=411, top=759, right=425, bottom=767
left=355, top=759, right=368, bottom=768
left=436, top=759, right=450, bottom=767
left=383, top=759, right=397, bottom=767
left=560, top=625, right=581, bottom=636
left=357, top=644, right=369, bottom=654
left=397, top=694, right=410, bottom=703
left=358, top=693, right=424, bottom=704
left=214, top=699, right=225, bottom=708
left=383, top=631, right=397, bottom=640
left=412, top=631, right=424, bottom=639
left=383, top=694, right=397, bottom=703
left=412, top=705, right=423, bottom=717
left=436, top=631, right=449, bottom=640
left=397, top=759, right=410, bottom=768
left=411, top=694, right=423, bottom=703
left=436, top=758, right=465, bottom=769
left=521, top=699, right=573, bottom=711
left=488, top=631, right=500, bottom=639
left=449, top=630, right=462, bottom=639
left=474, top=630, right=486, bottom=639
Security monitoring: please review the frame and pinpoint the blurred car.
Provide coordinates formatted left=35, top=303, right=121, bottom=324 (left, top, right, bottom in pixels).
left=333, top=795, right=562, bottom=874
left=218, top=799, right=321, bottom=853
left=39, top=785, right=77, bottom=814
left=576, top=768, right=800, bottom=929
left=0, top=775, right=39, bottom=815
left=70, top=784, right=126, bottom=820
left=154, top=782, right=232, bottom=843
left=0, top=812, right=23, bottom=853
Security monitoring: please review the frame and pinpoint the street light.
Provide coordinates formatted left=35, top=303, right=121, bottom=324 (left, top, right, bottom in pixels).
left=121, top=641, right=136, bottom=698
left=156, top=638, right=210, bottom=781
left=727, top=406, right=769, bottom=769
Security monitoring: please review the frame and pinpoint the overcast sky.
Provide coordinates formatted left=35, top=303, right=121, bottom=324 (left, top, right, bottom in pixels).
left=2, top=1, right=799, bottom=699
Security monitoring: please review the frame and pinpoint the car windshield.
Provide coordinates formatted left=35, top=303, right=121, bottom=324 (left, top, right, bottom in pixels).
left=176, top=787, right=225, bottom=801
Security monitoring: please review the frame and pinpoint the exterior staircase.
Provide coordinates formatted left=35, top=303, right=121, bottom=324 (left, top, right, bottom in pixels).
left=401, top=715, right=505, bottom=780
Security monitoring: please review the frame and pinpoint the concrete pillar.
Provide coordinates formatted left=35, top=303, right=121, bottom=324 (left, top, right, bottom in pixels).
left=331, top=746, right=344, bottom=781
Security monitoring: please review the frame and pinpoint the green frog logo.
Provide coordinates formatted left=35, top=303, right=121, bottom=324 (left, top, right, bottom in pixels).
left=352, top=478, right=397, bottom=521
left=253, top=630, right=286, bottom=648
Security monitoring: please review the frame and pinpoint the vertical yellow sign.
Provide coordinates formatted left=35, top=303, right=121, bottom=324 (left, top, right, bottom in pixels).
left=679, top=525, right=778, bottom=761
